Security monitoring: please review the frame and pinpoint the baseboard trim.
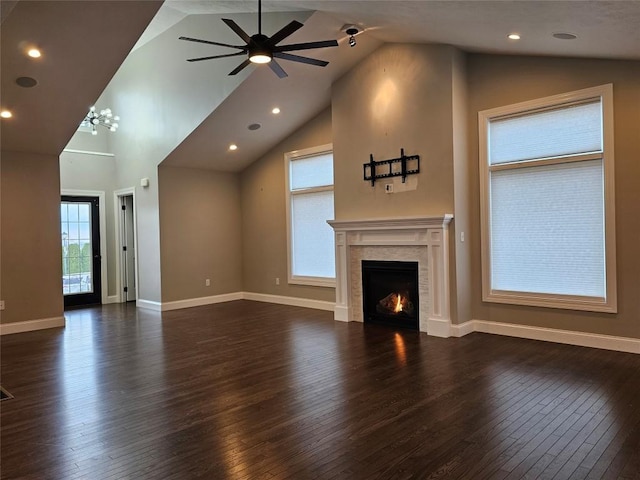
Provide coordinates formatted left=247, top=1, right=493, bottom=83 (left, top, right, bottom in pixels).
left=242, top=292, right=335, bottom=311
left=162, top=292, right=244, bottom=311
left=334, top=305, right=350, bottom=322
left=0, top=316, right=66, bottom=335
left=450, top=320, right=476, bottom=337
left=154, top=292, right=334, bottom=313
left=105, top=295, right=120, bottom=305
left=426, top=317, right=452, bottom=338
left=451, top=319, right=639, bottom=354
left=136, top=299, right=162, bottom=311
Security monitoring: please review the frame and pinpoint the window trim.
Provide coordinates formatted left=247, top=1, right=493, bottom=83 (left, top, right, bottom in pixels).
left=478, top=84, right=616, bottom=313
left=285, top=143, right=336, bottom=288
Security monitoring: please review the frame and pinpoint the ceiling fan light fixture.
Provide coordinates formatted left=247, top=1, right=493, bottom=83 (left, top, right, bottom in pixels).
left=249, top=35, right=272, bottom=64
left=249, top=52, right=272, bottom=64
left=180, top=0, right=338, bottom=78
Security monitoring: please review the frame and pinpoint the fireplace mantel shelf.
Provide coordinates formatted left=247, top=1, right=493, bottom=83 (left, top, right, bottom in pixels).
left=329, top=215, right=453, bottom=232
left=329, top=214, right=454, bottom=338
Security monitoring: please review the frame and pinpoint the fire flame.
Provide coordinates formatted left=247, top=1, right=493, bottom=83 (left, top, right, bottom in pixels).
left=394, top=294, right=403, bottom=313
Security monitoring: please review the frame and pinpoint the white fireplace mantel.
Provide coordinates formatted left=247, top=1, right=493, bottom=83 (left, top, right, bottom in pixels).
left=329, top=215, right=453, bottom=337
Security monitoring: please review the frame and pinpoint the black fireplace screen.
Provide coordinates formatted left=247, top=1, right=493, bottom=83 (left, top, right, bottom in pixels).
left=362, top=260, right=419, bottom=330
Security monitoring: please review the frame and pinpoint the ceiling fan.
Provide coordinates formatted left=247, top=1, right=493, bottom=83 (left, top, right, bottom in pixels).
left=179, top=0, right=339, bottom=78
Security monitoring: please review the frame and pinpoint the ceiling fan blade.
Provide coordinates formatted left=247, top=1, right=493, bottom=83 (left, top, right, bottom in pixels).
left=222, top=18, right=252, bottom=44
left=179, top=36, right=246, bottom=50
left=187, top=52, right=246, bottom=62
left=273, top=52, right=329, bottom=67
left=267, top=20, right=304, bottom=46
left=229, top=58, right=252, bottom=76
left=268, top=59, right=288, bottom=78
left=274, top=40, right=339, bottom=53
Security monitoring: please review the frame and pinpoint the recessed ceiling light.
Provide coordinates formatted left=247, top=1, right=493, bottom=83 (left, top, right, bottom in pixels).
left=507, top=33, right=521, bottom=40
left=229, top=144, right=238, bottom=151
left=272, top=107, right=280, bottom=114
left=27, top=48, right=41, bottom=58
left=1, top=110, right=13, bottom=119
left=553, top=32, right=577, bottom=40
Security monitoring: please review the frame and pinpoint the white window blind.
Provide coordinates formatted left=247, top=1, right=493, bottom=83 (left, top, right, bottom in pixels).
left=286, top=145, right=335, bottom=285
left=291, top=190, right=335, bottom=278
left=489, top=101, right=602, bottom=164
left=490, top=160, right=605, bottom=297
left=290, top=152, right=334, bottom=189
left=479, top=84, right=616, bottom=312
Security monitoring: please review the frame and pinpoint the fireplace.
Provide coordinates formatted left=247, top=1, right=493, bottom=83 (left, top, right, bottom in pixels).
left=362, top=260, right=419, bottom=330
left=328, top=215, right=453, bottom=336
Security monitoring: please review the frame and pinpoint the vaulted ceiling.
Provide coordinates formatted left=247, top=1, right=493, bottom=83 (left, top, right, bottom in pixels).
left=0, top=1, right=162, bottom=155
left=2, top=1, right=639, bottom=171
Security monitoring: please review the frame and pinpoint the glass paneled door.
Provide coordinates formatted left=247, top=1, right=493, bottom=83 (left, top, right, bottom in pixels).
left=61, top=196, right=102, bottom=307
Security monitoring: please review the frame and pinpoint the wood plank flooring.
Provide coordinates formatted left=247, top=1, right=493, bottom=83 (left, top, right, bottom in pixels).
left=1, top=300, right=639, bottom=479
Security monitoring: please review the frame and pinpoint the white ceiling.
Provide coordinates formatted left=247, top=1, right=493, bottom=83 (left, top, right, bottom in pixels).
left=161, top=10, right=381, bottom=172
left=277, top=0, right=640, bottom=60
left=159, top=0, right=640, bottom=171
left=156, top=0, right=640, bottom=60
left=2, top=1, right=639, bottom=170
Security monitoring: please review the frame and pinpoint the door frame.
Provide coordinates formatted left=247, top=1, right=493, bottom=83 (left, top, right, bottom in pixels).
left=61, top=189, right=108, bottom=304
left=114, top=188, right=139, bottom=303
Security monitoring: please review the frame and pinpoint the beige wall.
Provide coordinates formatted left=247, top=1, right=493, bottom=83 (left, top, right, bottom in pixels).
left=240, top=108, right=335, bottom=302
left=332, top=43, right=456, bottom=221
left=158, top=166, right=243, bottom=302
left=467, top=55, right=640, bottom=339
left=1, top=151, right=64, bottom=324
left=451, top=49, right=472, bottom=325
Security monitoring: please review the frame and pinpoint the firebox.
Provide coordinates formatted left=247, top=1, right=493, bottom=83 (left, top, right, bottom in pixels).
left=362, top=260, right=419, bottom=330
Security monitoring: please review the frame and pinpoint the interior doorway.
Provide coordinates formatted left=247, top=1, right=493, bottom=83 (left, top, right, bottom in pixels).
left=115, top=190, right=138, bottom=303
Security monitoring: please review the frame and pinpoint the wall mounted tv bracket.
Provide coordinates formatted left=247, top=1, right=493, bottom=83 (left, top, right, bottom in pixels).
left=363, top=148, right=420, bottom=186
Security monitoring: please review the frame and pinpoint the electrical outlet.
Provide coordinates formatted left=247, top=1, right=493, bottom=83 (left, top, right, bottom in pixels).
left=0, top=300, right=4, bottom=310
left=275, top=277, right=280, bottom=285
left=385, top=184, right=393, bottom=194
left=205, top=279, right=211, bottom=287
left=460, top=232, right=465, bottom=242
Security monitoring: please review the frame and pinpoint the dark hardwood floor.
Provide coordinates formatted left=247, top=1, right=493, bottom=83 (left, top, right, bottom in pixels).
left=1, top=301, right=639, bottom=479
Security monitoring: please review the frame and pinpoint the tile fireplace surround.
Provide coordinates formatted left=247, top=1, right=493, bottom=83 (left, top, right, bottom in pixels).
left=329, top=215, right=453, bottom=337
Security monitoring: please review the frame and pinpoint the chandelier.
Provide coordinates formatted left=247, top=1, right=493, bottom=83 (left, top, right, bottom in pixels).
left=81, top=106, right=120, bottom=135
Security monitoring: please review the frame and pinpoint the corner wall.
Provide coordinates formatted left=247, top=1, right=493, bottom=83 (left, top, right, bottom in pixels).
left=158, top=166, right=243, bottom=302
left=240, top=108, right=335, bottom=303
left=451, top=49, right=472, bottom=325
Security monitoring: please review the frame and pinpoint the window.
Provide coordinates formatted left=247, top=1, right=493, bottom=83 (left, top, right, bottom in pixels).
left=479, top=84, right=616, bottom=312
left=285, top=144, right=335, bottom=287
